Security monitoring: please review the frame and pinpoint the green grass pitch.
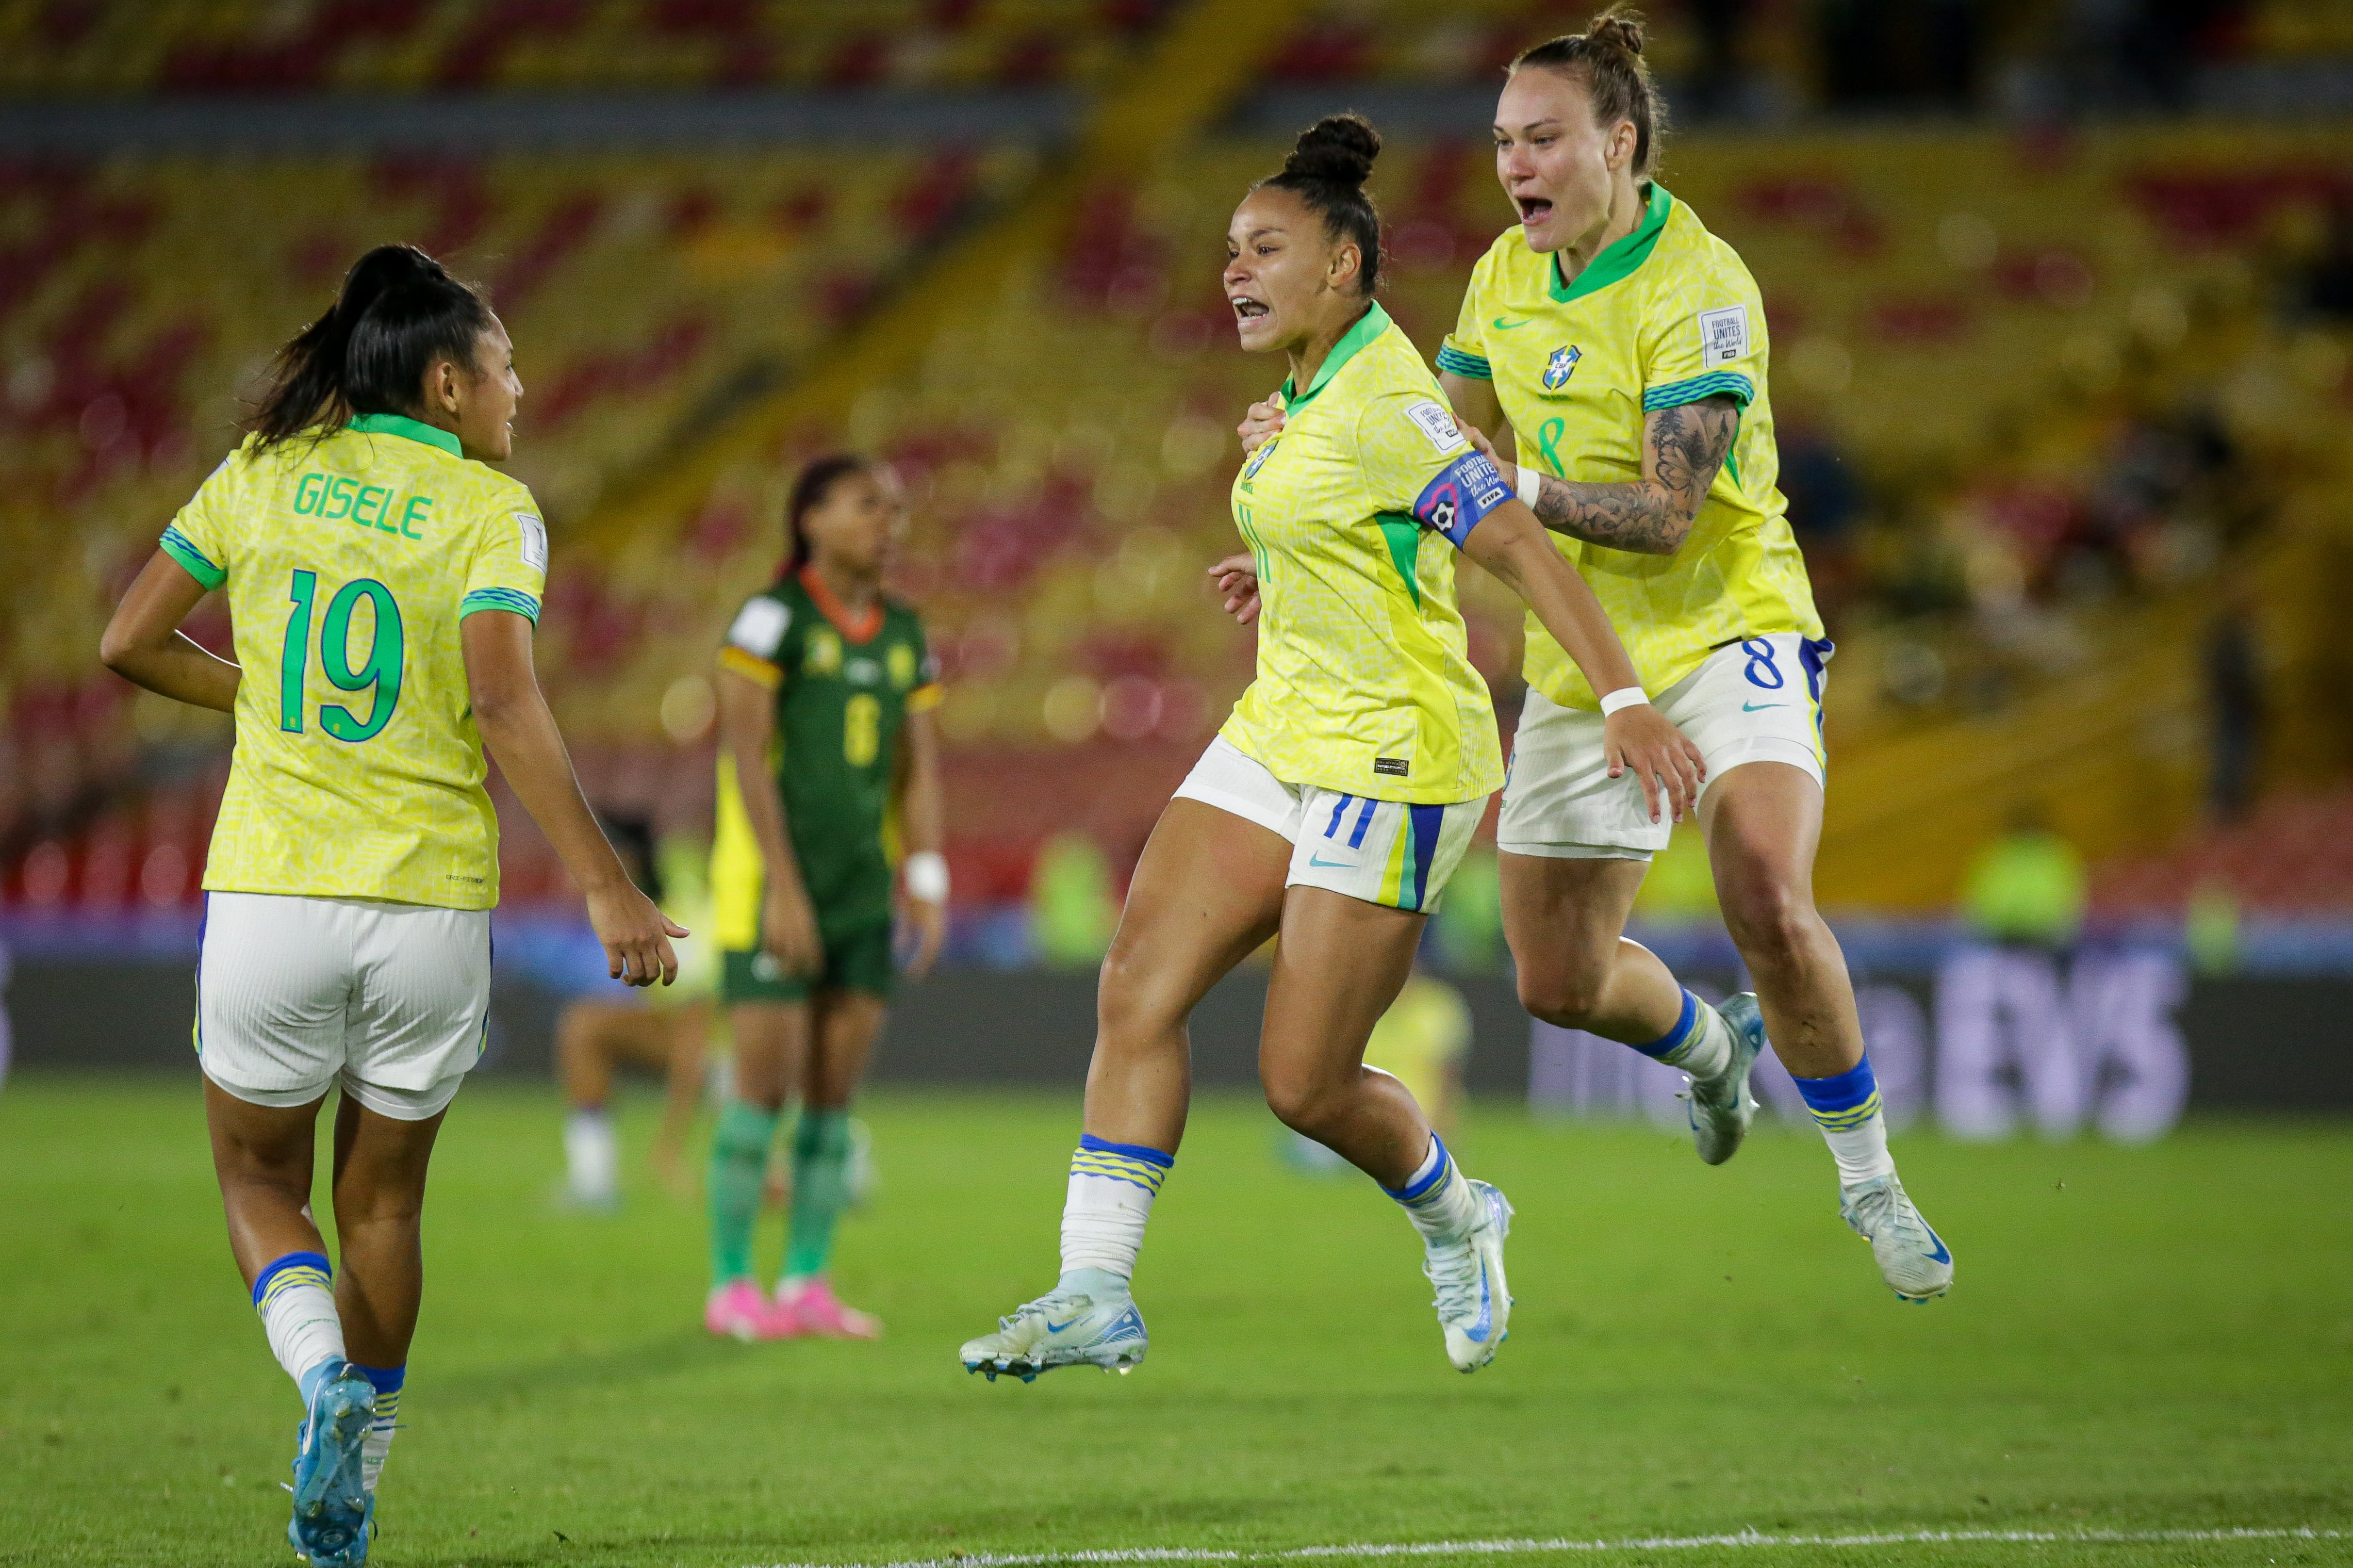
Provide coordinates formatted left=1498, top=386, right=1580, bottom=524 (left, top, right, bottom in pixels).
left=1, top=1074, right=2347, bottom=1568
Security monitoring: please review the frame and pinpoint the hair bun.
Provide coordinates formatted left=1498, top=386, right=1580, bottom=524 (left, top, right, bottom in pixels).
left=340, top=244, right=445, bottom=317
left=1283, top=113, right=1381, bottom=190
left=1587, top=6, right=1646, bottom=56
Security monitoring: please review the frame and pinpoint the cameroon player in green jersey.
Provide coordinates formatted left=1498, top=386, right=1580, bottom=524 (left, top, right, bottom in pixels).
left=705, top=455, right=945, bottom=1341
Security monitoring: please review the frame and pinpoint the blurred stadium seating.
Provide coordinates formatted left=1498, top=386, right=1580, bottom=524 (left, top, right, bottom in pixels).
left=4, top=0, right=2352, bottom=936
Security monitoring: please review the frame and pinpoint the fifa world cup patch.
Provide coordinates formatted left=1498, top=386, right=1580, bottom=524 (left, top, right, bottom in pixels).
left=515, top=512, right=548, bottom=572
left=1412, top=451, right=1512, bottom=547
left=1697, top=305, right=1749, bottom=367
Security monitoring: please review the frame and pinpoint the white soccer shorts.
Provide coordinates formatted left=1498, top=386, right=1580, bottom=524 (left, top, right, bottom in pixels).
left=196, top=891, right=492, bottom=1119
left=1172, top=737, right=1487, bottom=913
left=1498, top=632, right=1832, bottom=862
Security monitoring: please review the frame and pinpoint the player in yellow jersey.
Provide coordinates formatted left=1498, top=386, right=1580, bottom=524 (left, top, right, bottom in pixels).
left=959, top=116, right=1700, bottom=1383
left=99, top=245, right=681, bottom=1568
left=1243, top=10, right=1951, bottom=1304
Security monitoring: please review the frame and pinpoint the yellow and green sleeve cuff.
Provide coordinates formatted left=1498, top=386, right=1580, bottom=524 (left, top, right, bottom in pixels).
left=1643, top=371, right=1754, bottom=411
left=458, top=587, right=541, bottom=623
left=159, top=526, right=225, bottom=589
left=1435, top=344, right=1493, bottom=381
left=717, top=644, right=783, bottom=689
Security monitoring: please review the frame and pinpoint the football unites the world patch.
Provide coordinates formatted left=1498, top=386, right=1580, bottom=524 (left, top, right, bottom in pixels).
left=1542, top=345, right=1582, bottom=390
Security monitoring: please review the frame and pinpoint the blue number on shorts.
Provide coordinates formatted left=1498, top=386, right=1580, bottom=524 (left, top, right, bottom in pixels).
left=280, top=570, right=404, bottom=742
left=1741, top=637, right=1784, bottom=690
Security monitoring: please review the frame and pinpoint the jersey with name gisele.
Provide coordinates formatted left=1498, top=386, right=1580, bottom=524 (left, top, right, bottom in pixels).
left=158, top=414, right=548, bottom=910
left=1226, top=301, right=1514, bottom=806
left=1440, top=182, right=1823, bottom=710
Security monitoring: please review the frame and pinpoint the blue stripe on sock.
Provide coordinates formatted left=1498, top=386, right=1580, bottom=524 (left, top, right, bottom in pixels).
left=1631, top=989, right=1701, bottom=1062
left=1077, top=1133, right=1174, bottom=1169
left=1794, top=1056, right=1878, bottom=1114
left=251, top=1250, right=332, bottom=1307
left=352, top=1363, right=405, bottom=1397
left=1384, top=1134, right=1452, bottom=1201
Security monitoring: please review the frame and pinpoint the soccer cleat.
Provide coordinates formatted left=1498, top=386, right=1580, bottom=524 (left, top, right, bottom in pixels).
left=958, top=1284, right=1148, bottom=1381
left=777, top=1277, right=882, bottom=1341
left=1840, top=1174, right=1954, bottom=1302
left=706, top=1278, right=795, bottom=1341
left=1681, top=992, right=1765, bottom=1166
left=1425, top=1180, right=1514, bottom=1373
left=287, top=1363, right=375, bottom=1567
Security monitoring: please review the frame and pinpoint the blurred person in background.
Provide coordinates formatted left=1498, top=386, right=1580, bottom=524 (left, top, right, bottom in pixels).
left=2204, top=571, right=2265, bottom=821
left=557, top=818, right=716, bottom=1208
left=1240, top=7, right=1952, bottom=1303
left=1028, top=830, right=1120, bottom=967
left=1960, top=805, right=2087, bottom=952
left=960, top=114, right=1701, bottom=1385
left=97, top=244, right=679, bottom=1568
left=704, top=454, right=946, bottom=1342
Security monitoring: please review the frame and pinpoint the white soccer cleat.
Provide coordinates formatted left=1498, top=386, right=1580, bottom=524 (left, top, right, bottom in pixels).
left=1681, top=992, right=1765, bottom=1167
left=1840, top=1174, right=1954, bottom=1302
left=1425, top=1180, right=1514, bottom=1372
left=958, top=1284, right=1148, bottom=1382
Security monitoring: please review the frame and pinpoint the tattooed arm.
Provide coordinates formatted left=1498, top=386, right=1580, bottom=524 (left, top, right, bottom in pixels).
left=1483, top=396, right=1740, bottom=556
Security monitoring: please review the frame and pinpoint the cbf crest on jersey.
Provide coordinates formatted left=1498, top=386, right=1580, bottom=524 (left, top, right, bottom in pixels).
left=1543, top=345, right=1583, bottom=391
left=1241, top=434, right=1282, bottom=481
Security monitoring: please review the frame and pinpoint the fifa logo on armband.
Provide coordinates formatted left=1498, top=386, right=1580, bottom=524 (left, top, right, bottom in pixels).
left=1542, top=345, right=1582, bottom=391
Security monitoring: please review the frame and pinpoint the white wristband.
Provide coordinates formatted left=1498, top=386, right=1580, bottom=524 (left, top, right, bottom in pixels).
left=1598, top=686, right=1650, bottom=716
left=1516, top=464, right=1543, bottom=508
left=903, top=850, right=949, bottom=904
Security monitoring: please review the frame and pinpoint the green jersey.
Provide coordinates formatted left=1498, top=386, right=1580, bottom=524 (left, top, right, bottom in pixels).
left=712, top=568, right=940, bottom=946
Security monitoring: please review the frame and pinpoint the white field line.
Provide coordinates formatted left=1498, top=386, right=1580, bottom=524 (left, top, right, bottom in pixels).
left=745, top=1525, right=2344, bottom=1568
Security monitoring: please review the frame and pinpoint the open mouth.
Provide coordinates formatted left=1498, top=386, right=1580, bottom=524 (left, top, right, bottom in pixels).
left=1516, top=196, right=1553, bottom=224
left=1231, top=296, right=1270, bottom=321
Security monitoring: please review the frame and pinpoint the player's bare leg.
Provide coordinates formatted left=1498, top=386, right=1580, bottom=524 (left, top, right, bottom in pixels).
left=775, top=988, right=888, bottom=1338
left=558, top=1000, right=665, bottom=1209
left=961, top=800, right=1285, bottom=1379
left=1499, top=851, right=1759, bottom=1163
left=649, top=1001, right=712, bottom=1195
left=1701, top=761, right=1952, bottom=1300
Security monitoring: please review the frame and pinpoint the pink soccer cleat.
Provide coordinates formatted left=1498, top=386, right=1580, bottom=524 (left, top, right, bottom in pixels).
left=776, top=1277, right=882, bottom=1340
left=706, top=1279, right=796, bottom=1341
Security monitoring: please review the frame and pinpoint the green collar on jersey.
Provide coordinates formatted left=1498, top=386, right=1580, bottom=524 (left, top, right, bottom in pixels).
left=1549, top=181, right=1672, bottom=303
left=1280, top=300, right=1391, bottom=411
left=349, top=411, right=463, bottom=457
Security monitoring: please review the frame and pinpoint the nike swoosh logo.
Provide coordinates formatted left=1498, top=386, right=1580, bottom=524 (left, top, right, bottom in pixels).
left=1741, top=701, right=1787, bottom=711
left=1465, top=1258, right=1493, bottom=1342
left=1045, top=1318, right=1078, bottom=1334
left=1489, top=317, right=1530, bottom=330
left=1307, top=853, right=1354, bottom=868
left=1923, top=1234, right=1952, bottom=1265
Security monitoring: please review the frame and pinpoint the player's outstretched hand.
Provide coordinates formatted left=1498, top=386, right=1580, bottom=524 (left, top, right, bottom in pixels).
left=1208, top=553, right=1261, bottom=625
left=587, top=881, right=686, bottom=987
left=1237, top=398, right=1285, bottom=454
left=900, top=892, right=945, bottom=980
left=1603, top=705, right=1707, bottom=824
left=762, top=884, right=823, bottom=979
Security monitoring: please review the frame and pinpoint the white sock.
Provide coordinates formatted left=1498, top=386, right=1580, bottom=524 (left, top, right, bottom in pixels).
left=1794, top=1057, right=1900, bottom=1184
left=565, top=1109, right=619, bottom=1203
left=353, top=1365, right=403, bottom=1493
left=1387, top=1135, right=1481, bottom=1246
left=1640, top=990, right=1733, bottom=1079
left=252, top=1252, right=344, bottom=1394
left=1058, top=1136, right=1170, bottom=1284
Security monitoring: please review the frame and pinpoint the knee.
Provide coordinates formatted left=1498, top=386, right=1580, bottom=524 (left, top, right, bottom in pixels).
left=1094, top=947, right=1180, bottom=1050
left=1721, top=880, right=1819, bottom=972
left=1516, top=956, right=1610, bottom=1029
left=1261, top=1065, right=1346, bottom=1139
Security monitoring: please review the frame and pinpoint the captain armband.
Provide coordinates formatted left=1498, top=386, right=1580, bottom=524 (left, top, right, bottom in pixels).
left=1409, top=451, right=1513, bottom=549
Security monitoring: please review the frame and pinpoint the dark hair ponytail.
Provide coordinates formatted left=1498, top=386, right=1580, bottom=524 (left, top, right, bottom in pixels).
left=1511, top=6, right=1670, bottom=180
left=253, top=243, right=494, bottom=449
left=1255, top=113, right=1385, bottom=297
left=781, top=453, right=872, bottom=577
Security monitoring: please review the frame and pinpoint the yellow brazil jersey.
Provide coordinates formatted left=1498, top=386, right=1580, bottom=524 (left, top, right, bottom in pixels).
left=1439, top=182, right=1822, bottom=709
left=158, top=413, right=548, bottom=910
left=1224, top=302, right=1513, bottom=805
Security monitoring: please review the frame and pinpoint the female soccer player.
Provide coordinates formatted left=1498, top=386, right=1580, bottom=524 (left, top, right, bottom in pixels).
left=1237, top=9, right=1952, bottom=1302
left=958, top=115, right=1701, bottom=1383
left=705, top=455, right=946, bottom=1341
left=99, top=245, right=681, bottom=1568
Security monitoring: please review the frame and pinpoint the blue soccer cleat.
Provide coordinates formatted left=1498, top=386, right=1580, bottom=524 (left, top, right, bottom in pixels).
left=958, top=1284, right=1148, bottom=1381
left=1424, top=1179, right=1514, bottom=1372
left=286, top=1362, right=375, bottom=1566
left=1682, top=993, right=1766, bottom=1167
